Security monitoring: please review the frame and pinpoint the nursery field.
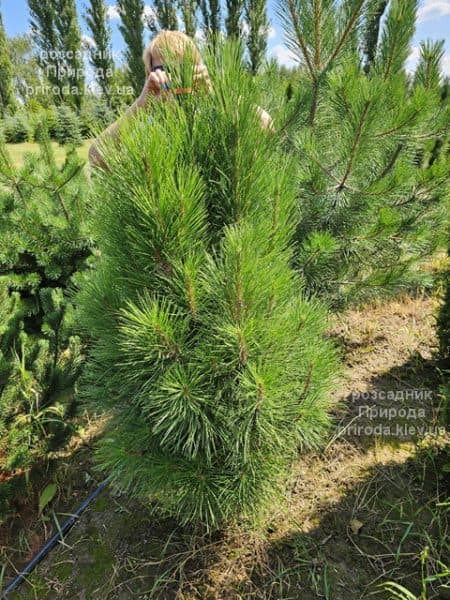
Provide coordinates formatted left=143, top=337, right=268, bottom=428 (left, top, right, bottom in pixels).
left=1, top=292, right=448, bottom=599
left=5, top=141, right=92, bottom=168
left=1, top=0, right=449, bottom=598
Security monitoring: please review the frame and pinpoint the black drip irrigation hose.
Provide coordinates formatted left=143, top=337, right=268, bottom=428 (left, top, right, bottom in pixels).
left=1, top=476, right=112, bottom=599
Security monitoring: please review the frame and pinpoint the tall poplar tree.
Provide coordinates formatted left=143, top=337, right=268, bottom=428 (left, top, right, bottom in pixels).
left=179, top=0, right=198, bottom=38
left=0, top=13, right=14, bottom=116
left=199, top=0, right=221, bottom=45
left=28, top=0, right=64, bottom=103
left=117, top=0, right=145, bottom=95
left=28, top=0, right=84, bottom=107
left=362, top=0, right=388, bottom=73
left=54, top=0, right=85, bottom=109
left=245, top=0, right=268, bottom=73
left=225, top=0, right=244, bottom=39
left=152, top=0, right=178, bottom=31
left=85, top=0, right=114, bottom=105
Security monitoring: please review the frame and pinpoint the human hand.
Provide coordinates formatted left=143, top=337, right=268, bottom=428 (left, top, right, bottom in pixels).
left=137, top=68, right=172, bottom=107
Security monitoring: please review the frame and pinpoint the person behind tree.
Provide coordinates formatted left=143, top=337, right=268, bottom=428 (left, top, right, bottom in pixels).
left=88, top=30, right=274, bottom=170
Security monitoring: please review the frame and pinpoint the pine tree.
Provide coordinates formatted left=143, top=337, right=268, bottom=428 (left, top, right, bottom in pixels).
left=276, top=0, right=450, bottom=308
left=0, top=12, right=15, bottom=116
left=179, top=0, right=198, bottom=38
left=84, top=0, right=114, bottom=106
left=245, top=0, right=268, bottom=73
left=225, top=0, right=244, bottom=39
left=0, top=126, right=91, bottom=515
left=117, top=0, right=145, bottom=96
left=76, top=41, right=338, bottom=530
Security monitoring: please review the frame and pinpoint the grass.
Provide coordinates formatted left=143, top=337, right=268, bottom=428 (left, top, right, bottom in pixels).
left=5, top=140, right=92, bottom=168
left=1, top=294, right=448, bottom=599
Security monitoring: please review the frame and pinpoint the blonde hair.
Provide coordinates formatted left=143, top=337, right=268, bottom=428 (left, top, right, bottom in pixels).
left=143, top=31, right=202, bottom=77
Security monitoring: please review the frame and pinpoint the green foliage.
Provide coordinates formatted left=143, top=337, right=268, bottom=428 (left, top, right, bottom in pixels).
left=79, top=98, right=115, bottom=138
left=149, top=0, right=178, bottom=31
left=245, top=0, right=268, bottom=73
left=36, top=106, right=60, bottom=139
left=55, top=105, right=82, bottom=145
left=362, top=0, right=388, bottom=73
left=117, top=0, right=145, bottom=96
left=0, top=12, right=16, bottom=116
left=84, top=0, right=114, bottom=105
left=276, top=0, right=450, bottom=308
left=7, top=33, right=48, bottom=107
left=0, top=127, right=92, bottom=518
left=225, top=0, right=244, bottom=38
left=179, top=0, right=199, bottom=38
left=54, top=0, right=85, bottom=109
left=108, top=66, right=135, bottom=111
left=1, top=112, right=32, bottom=143
left=28, top=0, right=65, bottom=103
left=76, top=41, right=338, bottom=530
left=0, top=100, right=110, bottom=145
left=28, top=0, right=84, bottom=107
left=199, top=0, right=221, bottom=45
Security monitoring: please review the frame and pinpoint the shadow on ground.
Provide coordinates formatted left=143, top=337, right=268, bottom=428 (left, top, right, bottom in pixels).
left=3, top=351, right=448, bottom=600
left=2, top=296, right=448, bottom=599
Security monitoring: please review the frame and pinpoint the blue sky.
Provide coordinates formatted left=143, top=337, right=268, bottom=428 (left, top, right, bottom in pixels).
left=2, top=0, right=450, bottom=74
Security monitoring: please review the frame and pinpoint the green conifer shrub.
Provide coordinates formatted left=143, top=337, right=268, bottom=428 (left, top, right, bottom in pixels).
left=79, top=99, right=115, bottom=139
left=76, top=42, right=338, bottom=530
left=30, top=106, right=60, bottom=141
left=1, top=112, right=31, bottom=143
left=0, top=126, right=92, bottom=520
left=276, top=0, right=450, bottom=308
left=55, top=105, right=83, bottom=146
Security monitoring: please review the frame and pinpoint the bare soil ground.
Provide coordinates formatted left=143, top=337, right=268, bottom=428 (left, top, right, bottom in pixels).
left=1, top=293, right=448, bottom=599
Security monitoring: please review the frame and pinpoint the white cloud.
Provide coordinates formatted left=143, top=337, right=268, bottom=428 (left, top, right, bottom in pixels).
left=417, top=0, right=450, bottom=23
left=268, top=25, right=276, bottom=39
left=142, top=4, right=159, bottom=29
left=269, top=44, right=297, bottom=67
left=194, top=29, right=206, bottom=43
left=405, top=45, right=421, bottom=73
left=441, top=52, right=450, bottom=75
left=82, top=34, right=97, bottom=49
left=106, top=5, right=121, bottom=20
left=237, top=21, right=276, bottom=39
left=240, top=20, right=250, bottom=36
left=406, top=45, right=450, bottom=77
left=143, top=5, right=157, bottom=21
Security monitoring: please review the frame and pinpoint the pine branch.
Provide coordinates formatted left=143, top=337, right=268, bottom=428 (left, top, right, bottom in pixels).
left=323, top=0, right=365, bottom=72
left=337, top=100, right=371, bottom=189
left=285, top=0, right=317, bottom=82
